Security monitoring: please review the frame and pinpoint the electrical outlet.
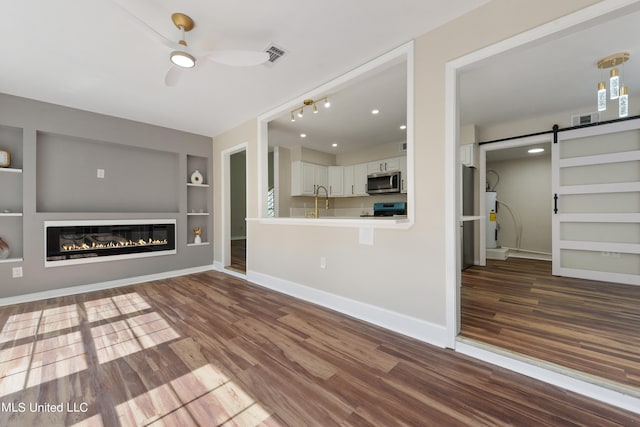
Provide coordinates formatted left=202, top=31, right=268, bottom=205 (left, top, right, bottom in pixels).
left=12, top=266, right=23, bottom=278
left=97, top=168, right=105, bottom=178
left=320, top=257, right=327, bottom=269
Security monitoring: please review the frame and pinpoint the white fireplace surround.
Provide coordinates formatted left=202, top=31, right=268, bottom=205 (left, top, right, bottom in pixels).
left=44, top=219, right=177, bottom=268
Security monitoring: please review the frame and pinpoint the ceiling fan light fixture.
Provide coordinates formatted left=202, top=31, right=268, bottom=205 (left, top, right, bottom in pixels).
left=170, top=51, right=195, bottom=68
left=324, top=99, right=331, bottom=108
left=297, top=108, right=304, bottom=118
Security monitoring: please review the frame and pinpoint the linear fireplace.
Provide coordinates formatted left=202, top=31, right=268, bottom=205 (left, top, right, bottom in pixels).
left=45, top=219, right=176, bottom=267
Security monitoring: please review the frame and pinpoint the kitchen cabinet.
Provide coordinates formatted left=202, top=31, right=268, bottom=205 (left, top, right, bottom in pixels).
left=367, top=156, right=401, bottom=174
left=336, top=163, right=368, bottom=197
left=328, top=166, right=344, bottom=196
left=291, top=161, right=328, bottom=196
left=353, top=163, right=369, bottom=196
left=460, top=143, right=477, bottom=167
left=343, top=165, right=354, bottom=196
left=398, top=156, right=408, bottom=194
left=292, top=157, right=403, bottom=197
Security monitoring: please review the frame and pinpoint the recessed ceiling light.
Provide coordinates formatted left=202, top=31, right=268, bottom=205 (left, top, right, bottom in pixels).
left=300, top=133, right=307, bottom=138
left=331, top=143, right=338, bottom=147
left=371, top=109, right=380, bottom=115
left=528, top=147, right=544, bottom=154
left=400, top=125, right=407, bottom=130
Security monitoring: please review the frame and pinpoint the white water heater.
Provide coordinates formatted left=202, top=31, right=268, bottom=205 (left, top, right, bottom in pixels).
left=486, top=191, right=498, bottom=249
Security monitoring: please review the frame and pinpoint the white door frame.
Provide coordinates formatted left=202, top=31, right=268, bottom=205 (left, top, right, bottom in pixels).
left=444, top=0, right=640, bottom=349
left=444, top=0, right=640, bottom=414
left=221, top=142, right=248, bottom=272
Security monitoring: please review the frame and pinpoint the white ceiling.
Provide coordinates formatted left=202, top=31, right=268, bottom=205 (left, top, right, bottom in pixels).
left=0, top=0, right=488, bottom=138
left=268, top=61, right=407, bottom=154
left=460, top=4, right=640, bottom=129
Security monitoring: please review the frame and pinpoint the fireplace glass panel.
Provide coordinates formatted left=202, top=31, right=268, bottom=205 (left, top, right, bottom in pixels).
left=46, top=222, right=176, bottom=263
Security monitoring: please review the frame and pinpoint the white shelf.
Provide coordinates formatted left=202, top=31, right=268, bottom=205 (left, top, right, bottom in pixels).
left=0, top=212, right=22, bottom=217
left=187, top=183, right=209, bottom=187
left=187, top=212, right=210, bottom=216
left=0, top=258, right=23, bottom=264
left=187, top=242, right=210, bottom=247
left=0, top=167, right=22, bottom=174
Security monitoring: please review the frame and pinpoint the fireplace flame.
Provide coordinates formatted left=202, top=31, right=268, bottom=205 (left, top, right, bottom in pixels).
left=62, top=238, right=168, bottom=252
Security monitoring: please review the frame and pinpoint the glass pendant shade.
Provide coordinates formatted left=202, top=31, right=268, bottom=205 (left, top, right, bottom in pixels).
left=597, top=81, right=607, bottom=112
left=610, top=68, right=619, bottom=100
left=619, top=86, right=629, bottom=117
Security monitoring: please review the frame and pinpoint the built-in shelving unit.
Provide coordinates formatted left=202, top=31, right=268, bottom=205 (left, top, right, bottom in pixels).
left=186, top=155, right=211, bottom=246
left=0, top=124, right=24, bottom=263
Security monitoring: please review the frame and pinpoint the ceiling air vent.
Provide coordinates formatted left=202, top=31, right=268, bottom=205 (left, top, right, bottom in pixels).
left=571, top=112, right=600, bottom=127
left=264, top=44, right=287, bottom=66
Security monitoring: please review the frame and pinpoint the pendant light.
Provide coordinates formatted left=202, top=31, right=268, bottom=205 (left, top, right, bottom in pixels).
left=596, top=52, right=630, bottom=118
left=609, top=68, right=619, bottom=99
left=597, top=81, right=607, bottom=111
left=619, top=86, right=629, bottom=117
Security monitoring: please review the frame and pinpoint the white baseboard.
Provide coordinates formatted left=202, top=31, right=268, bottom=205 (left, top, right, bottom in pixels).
left=0, top=264, right=216, bottom=307
left=456, top=339, right=640, bottom=415
left=246, top=270, right=448, bottom=348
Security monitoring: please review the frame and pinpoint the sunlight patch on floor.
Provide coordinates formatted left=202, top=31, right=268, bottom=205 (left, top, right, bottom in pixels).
left=116, top=364, right=274, bottom=426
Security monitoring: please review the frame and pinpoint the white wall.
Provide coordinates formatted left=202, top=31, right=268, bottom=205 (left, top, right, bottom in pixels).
left=212, top=0, right=603, bottom=346
left=487, top=153, right=552, bottom=253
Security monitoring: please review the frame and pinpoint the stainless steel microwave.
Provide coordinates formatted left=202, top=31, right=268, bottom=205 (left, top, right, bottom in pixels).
left=367, top=171, right=401, bottom=194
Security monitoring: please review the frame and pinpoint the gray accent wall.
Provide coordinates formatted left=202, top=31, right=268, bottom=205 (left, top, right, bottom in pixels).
left=0, top=93, right=213, bottom=299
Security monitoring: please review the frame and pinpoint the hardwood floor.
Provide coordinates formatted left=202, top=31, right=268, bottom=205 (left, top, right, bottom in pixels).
left=461, top=258, right=640, bottom=390
left=0, top=271, right=637, bottom=426
left=228, top=239, right=246, bottom=273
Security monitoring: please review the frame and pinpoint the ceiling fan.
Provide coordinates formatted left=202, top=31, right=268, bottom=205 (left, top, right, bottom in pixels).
left=113, top=3, right=269, bottom=86
left=162, top=12, right=269, bottom=86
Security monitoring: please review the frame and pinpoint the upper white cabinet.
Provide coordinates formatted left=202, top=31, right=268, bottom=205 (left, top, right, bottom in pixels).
left=460, top=143, right=477, bottom=167
left=368, top=157, right=401, bottom=174
left=341, top=164, right=368, bottom=197
left=328, top=166, right=344, bottom=197
left=353, top=163, right=369, bottom=196
left=291, top=161, right=328, bottom=196
left=292, top=156, right=404, bottom=197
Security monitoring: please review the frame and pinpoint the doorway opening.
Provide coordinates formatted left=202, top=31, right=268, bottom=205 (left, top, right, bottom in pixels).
left=228, top=150, right=247, bottom=273
left=221, top=143, right=248, bottom=275
left=448, top=0, right=640, bottom=405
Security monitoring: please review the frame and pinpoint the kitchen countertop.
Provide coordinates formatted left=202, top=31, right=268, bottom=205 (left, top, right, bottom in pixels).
left=247, top=215, right=412, bottom=229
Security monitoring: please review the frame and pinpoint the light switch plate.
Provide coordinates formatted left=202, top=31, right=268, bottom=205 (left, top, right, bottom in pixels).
left=97, top=169, right=105, bottom=178
left=12, top=266, right=23, bottom=278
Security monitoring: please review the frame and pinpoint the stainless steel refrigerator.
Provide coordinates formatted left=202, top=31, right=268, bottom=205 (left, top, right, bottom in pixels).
left=461, top=165, right=474, bottom=270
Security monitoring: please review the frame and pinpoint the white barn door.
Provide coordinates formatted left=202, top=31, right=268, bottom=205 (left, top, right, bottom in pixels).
left=552, top=118, right=640, bottom=285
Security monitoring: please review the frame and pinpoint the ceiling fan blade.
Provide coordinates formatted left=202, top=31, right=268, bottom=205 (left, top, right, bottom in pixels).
left=109, top=0, right=179, bottom=50
left=164, top=66, right=184, bottom=87
left=204, top=50, right=269, bottom=67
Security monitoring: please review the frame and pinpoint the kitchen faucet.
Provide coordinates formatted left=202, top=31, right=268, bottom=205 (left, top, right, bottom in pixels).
left=313, top=185, right=329, bottom=218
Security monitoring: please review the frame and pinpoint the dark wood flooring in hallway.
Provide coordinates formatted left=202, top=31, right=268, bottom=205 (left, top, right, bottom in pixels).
left=461, top=258, right=640, bottom=390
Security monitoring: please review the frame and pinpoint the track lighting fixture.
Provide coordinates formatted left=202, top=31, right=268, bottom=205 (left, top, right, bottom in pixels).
left=596, top=52, right=630, bottom=118
left=290, top=97, right=330, bottom=120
